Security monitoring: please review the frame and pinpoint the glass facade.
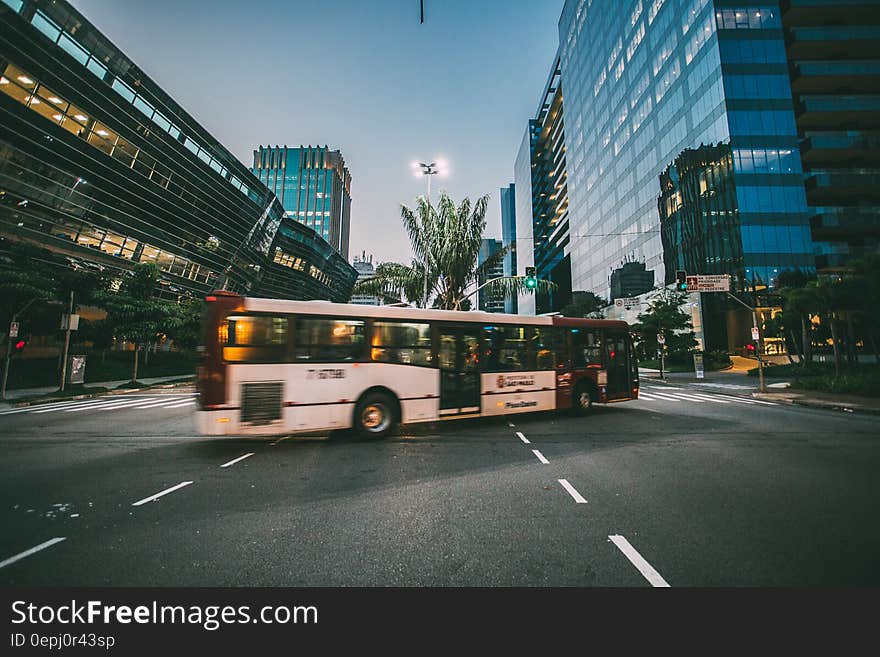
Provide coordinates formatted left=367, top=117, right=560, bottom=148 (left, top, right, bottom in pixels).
left=0, top=0, right=356, bottom=301
left=252, top=145, right=352, bottom=260
left=513, top=54, right=572, bottom=315
left=477, top=238, right=505, bottom=313
left=514, top=127, right=536, bottom=314
left=557, top=0, right=813, bottom=300
left=782, top=0, right=880, bottom=270
left=499, top=182, right=517, bottom=313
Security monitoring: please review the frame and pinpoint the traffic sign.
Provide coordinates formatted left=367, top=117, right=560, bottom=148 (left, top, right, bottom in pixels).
left=9, top=321, right=18, bottom=338
left=657, top=333, right=665, bottom=344
left=614, top=297, right=641, bottom=309
left=685, top=274, right=731, bottom=292
left=693, top=353, right=705, bottom=379
left=751, top=326, right=760, bottom=341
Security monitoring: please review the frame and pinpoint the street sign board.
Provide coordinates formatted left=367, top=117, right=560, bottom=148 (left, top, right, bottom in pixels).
left=693, top=353, right=705, bottom=379
left=60, top=314, right=80, bottom=331
left=685, top=274, right=731, bottom=292
left=68, top=355, right=86, bottom=385
left=614, top=297, right=641, bottom=309
left=9, top=321, right=18, bottom=338
left=751, top=326, right=760, bottom=341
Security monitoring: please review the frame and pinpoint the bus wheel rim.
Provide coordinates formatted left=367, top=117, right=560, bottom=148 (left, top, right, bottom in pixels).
left=362, top=404, right=388, bottom=431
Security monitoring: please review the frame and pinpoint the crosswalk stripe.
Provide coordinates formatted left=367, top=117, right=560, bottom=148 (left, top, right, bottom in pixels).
left=685, top=393, right=731, bottom=404
left=713, top=394, right=759, bottom=405
left=646, top=392, right=686, bottom=402
left=163, top=400, right=196, bottom=409
left=125, top=396, right=191, bottom=409
left=50, top=397, right=162, bottom=413
left=671, top=393, right=709, bottom=403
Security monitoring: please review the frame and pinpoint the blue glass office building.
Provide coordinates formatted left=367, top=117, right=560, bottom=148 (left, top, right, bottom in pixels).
left=558, top=0, right=814, bottom=303
left=252, top=145, right=351, bottom=260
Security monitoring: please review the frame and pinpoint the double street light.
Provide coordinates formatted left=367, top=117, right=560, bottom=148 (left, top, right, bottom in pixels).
left=410, top=158, right=449, bottom=307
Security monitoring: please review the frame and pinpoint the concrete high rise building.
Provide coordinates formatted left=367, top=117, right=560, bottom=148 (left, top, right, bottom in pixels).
left=350, top=251, right=381, bottom=306
left=252, top=145, right=351, bottom=259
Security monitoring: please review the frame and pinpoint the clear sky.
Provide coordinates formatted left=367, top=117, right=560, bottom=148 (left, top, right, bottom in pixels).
left=69, top=0, right=563, bottom=265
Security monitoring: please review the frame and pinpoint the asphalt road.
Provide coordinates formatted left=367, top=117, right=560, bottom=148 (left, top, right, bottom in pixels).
left=0, top=384, right=878, bottom=586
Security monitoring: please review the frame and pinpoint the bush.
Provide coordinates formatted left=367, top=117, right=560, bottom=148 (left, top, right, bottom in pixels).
left=4, top=349, right=196, bottom=390
left=749, top=362, right=880, bottom=397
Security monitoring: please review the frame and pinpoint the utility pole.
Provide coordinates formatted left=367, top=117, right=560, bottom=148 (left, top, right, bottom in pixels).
left=2, top=298, right=37, bottom=400
left=726, top=291, right=765, bottom=393
left=59, top=290, right=74, bottom=392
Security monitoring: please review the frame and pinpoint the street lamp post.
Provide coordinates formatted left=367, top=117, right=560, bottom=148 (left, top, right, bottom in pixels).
left=411, top=159, right=448, bottom=308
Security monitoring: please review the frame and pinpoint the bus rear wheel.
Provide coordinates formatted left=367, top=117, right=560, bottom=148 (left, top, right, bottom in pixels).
left=354, top=392, right=396, bottom=438
left=573, top=383, right=594, bottom=415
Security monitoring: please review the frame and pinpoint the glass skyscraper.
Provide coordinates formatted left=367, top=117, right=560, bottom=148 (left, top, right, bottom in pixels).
left=558, top=0, right=814, bottom=303
left=252, top=145, right=351, bottom=260
left=514, top=54, right=572, bottom=315
left=500, top=182, right=517, bottom=314
left=781, top=0, right=880, bottom=269
left=477, top=239, right=505, bottom=313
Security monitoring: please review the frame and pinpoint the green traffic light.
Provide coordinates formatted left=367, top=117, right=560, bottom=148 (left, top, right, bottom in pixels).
left=525, top=277, right=537, bottom=289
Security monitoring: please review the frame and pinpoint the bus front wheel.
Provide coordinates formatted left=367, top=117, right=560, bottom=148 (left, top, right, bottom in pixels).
left=573, top=383, right=594, bottom=415
left=354, top=392, right=396, bottom=438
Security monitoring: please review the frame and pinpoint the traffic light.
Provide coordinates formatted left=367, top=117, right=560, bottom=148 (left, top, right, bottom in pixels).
left=525, top=267, right=537, bottom=289
left=675, top=270, right=688, bottom=292
left=12, top=339, right=27, bottom=357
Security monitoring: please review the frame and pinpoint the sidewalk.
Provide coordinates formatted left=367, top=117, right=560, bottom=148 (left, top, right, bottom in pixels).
left=0, top=375, right=194, bottom=408
left=641, top=365, right=880, bottom=414
left=753, top=389, right=880, bottom=415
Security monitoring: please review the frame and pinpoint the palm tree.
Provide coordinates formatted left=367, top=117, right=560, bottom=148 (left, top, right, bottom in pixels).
left=354, top=192, right=555, bottom=310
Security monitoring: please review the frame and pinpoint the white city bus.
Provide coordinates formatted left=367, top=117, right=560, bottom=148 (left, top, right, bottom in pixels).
left=196, top=292, right=639, bottom=437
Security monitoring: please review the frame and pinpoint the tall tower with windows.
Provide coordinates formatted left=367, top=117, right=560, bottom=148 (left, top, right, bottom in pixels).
left=252, top=145, right=352, bottom=259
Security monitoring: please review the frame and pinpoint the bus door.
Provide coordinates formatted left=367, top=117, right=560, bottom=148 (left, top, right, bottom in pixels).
left=603, top=331, right=631, bottom=399
left=438, top=327, right=481, bottom=414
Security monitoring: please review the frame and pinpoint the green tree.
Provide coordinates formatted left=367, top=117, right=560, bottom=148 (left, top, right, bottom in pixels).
left=167, top=298, right=203, bottom=351
left=560, top=291, right=607, bottom=318
left=354, top=192, right=555, bottom=310
left=95, top=264, right=181, bottom=383
left=631, top=289, right=697, bottom=361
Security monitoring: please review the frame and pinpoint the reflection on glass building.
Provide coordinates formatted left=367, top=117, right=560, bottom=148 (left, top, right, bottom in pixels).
left=251, top=145, right=352, bottom=260
left=782, top=0, right=880, bottom=270
left=557, top=0, right=815, bottom=303
left=0, top=0, right=356, bottom=302
left=514, top=54, right=572, bottom=315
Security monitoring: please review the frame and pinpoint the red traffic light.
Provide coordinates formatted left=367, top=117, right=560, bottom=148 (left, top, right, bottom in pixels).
left=14, top=340, right=26, bottom=350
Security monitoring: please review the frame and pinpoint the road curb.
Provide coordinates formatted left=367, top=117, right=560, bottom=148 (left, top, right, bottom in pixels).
left=0, top=378, right=194, bottom=409
left=752, top=393, right=880, bottom=415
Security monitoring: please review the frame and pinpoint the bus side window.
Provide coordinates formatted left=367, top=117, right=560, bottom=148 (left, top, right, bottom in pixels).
left=371, top=321, right=432, bottom=366
left=483, top=325, right=528, bottom=372
left=295, top=318, right=365, bottom=361
left=531, top=327, right=556, bottom=370
left=222, top=315, right=287, bottom=363
left=571, top=328, right=602, bottom=368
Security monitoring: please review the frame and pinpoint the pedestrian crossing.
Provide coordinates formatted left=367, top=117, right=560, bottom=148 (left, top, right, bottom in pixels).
left=637, top=386, right=777, bottom=406
left=0, top=394, right=198, bottom=416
